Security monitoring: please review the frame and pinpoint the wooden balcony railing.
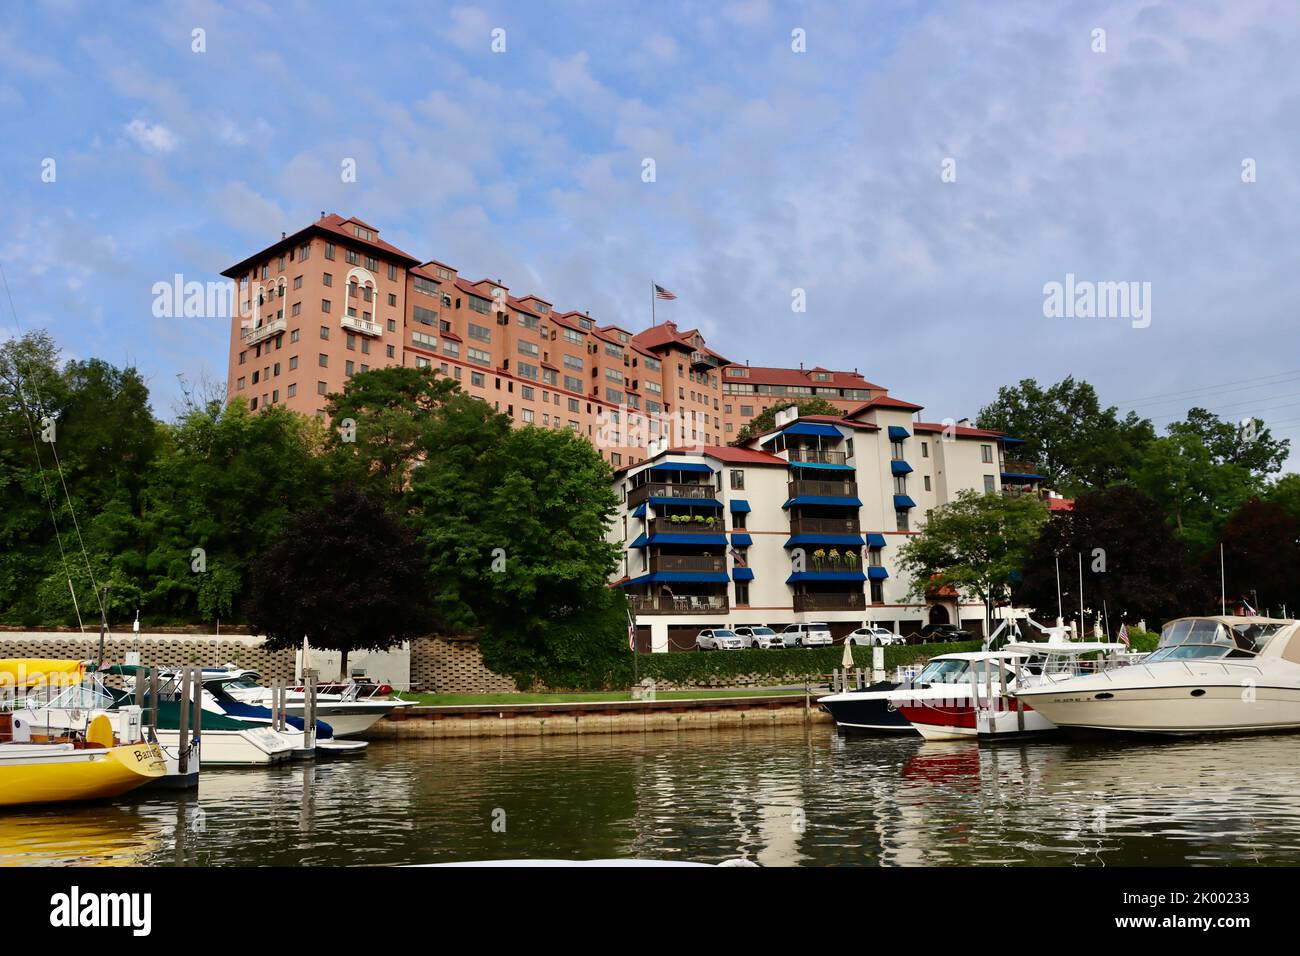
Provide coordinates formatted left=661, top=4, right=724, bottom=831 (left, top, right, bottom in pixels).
left=649, top=517, right=725, bottom=536
left=628, top=482, right=718, bottom=508
left=788, top=479, right=858, bottom=498
left=648, top=554, right=726, bottom=574
left=1002, top=460, right=1044, bottom=475
left=793, top=592, right=865, bottom=613
left=628, top=594, right=729, bottom=615
left=788, top=448, right=847, bottom=465
left=788, top=516, right=861, bottom=535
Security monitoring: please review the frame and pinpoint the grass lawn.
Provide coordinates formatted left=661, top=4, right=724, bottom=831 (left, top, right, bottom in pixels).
left=399, top=687, right=810, bottom=706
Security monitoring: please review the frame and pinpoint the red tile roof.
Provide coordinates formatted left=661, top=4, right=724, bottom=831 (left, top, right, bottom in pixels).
left=912, top=421, right=1005, bottom=439
left=720, top=364, right=885, bottom=391
left=848, top=396, right=924, bottom=415
left=1048, top=497, right=1074, bottom=512
left=221, top=212, right=421, bottom=277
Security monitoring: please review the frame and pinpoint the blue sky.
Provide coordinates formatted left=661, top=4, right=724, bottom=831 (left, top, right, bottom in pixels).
left=2, top=0, right=1298, bottom=468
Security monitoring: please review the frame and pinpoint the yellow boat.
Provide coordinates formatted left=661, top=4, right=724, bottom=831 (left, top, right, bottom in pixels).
left=0, top=659, right=166, bottom=808
left=0, top=741, right=166, bottom=808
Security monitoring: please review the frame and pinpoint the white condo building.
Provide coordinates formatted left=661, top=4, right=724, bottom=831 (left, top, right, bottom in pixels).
left=610, top=399, right=1054, bottom=652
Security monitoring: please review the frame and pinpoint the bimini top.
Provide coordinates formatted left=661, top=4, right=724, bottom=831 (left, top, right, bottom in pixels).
left=1003, top=641, right=1129, bottom=656
left=0, top=658, right=86, bottom=687
left=1148, top=616, right=1299, bottom=663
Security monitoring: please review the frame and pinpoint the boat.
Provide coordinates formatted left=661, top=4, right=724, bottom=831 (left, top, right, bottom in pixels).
left=182, top=667, right=413, bottom=738
left=0, top=660, right=165, bottom=807
left=1013, top=616, right=1300, bottom=735
left=819, top=653, right=1010, bottom=733
left=196, top=674, right=368, bottom=757
left=892, top=642, right=1132, bottom=741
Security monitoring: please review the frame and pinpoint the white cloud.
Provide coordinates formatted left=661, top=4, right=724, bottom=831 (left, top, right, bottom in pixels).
left=124, top=119, right=179, bottom=154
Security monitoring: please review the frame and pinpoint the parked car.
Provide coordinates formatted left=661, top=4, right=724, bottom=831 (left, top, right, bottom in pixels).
left=845, top=625, right=905, bottom=646
left=734, top=626, right=784, bottom=649
left=779, top=623, right=833, bottom=647
left=696, top=628, right=746, bottom=651
left=919, top=623, right=971, bottom=642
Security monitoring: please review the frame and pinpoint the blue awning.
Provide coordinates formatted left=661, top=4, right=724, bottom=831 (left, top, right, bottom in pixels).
left=784, top=496, right=865, bottom=508
left=866, top=533, right=887, bottom=548
left=648, top=533, right=728, bottom=547
left=789, top=460, right=855, bottom=471
left=630, top=533, right=648, bottom=549
left=784, top=534, right=865, bottom=548
left=730, top=533, right=753, bottom=547
left=786, top=571, right=867, bottom=583
left=999, top=436, right=1026, bottom=445
left=890, top=460, right=913, bottom=475
left=893, top=495, right=917, bottom=509
left=867, top=566, right=889, bottom=580
left=649, top=461, right=714, bottom=473
left=1001, top=472, right=1044, bottom=481
left=622, top=571, right=731, bottom=585
left=649, top=496, right=723, bottom=508
left=732, top=567, right=754, bottom=581
left=888, top=426, right=911, bottom=440
left=761, top=422, right=841, bottom=443
left=632, top=503, right=647, bottom=518
left=729, top=499, right=751, bottom=513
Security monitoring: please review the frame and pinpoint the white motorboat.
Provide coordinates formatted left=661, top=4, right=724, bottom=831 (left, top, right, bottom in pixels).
left=892, top=642, right=1134, bottom=741
left=1014, top=616, right=1300, bottom=735
left=819, top=655, right=998, bottom=733
left=206, top=669, right=414, bottom=737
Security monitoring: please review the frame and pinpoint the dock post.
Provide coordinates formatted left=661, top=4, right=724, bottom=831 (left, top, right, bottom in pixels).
left=178, top=667, right=192, bottom=776
left=191, top=667, right=202, bottom=773
left=149, top=668, right=159, bottom=736
left=303, top=669, right=316, bottom=752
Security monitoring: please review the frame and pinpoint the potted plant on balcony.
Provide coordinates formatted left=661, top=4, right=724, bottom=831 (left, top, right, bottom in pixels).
left=828, top=548, right=841, bottom=566
left=693, top=515, right=706, bottom=525
left=844, top=549, right=859, bottom=569
left=812, top=548, right=827, bottom=569
left=705, top=515, right=717, bottom=528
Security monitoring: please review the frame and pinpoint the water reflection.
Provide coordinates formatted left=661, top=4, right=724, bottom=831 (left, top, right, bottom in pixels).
left=2, top=726, right=1298, bottom=866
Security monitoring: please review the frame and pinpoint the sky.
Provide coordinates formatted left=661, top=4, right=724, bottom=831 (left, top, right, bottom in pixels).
left=2, top=0, right=1298, bottom=467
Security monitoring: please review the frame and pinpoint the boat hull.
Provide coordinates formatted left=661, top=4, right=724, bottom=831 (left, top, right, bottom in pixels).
left=0, top=743, right=165, bottom=807
left=1017, top=682, right=1300, bottom=735
left=818, top=685, right=913, bottom=733
left=156, top=727, right=295, bottom=766
left=896, top=698, right=1056, bottom=741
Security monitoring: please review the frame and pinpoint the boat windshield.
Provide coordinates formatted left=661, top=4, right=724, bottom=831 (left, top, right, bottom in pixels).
left=25, top=681, right=115, bottom=711
left=916, top=659, right=969, bottom=683
left=225, top=678, right=263, bottom=691
left=1147, top=619, right=1284, bottom=663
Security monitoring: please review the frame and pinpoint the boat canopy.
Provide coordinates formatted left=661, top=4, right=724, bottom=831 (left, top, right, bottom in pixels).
left=0, top=659, right=85, bottom=687
left=1145, top=617, right=1291, bottom=663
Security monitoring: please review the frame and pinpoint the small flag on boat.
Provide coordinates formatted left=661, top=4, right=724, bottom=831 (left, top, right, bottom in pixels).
left=653, top=283, right=677, bottom=301
left=1241, top=596, right=1258, bottom=615
left=627, top=610, right=637, bottom=652
left=1117, top=624, right=1130, bottom=647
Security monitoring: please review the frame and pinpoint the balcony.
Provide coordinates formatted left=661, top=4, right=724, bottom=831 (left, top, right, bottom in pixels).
left=648, top=554, right=726, bottom=574
left=788, top=478, right=858, bottom=499
left=794, top=592, right=865, bottom=613
left=1002, top=460, right=1044, bottom=476
left=241, top=317, right=286, bottom=346
left=690, top=350, right=721, bottom=369
left=649, top=517, right=725, bottom=536
left=628, top=594, right=729, bottom=615
left=341, top=315, right=382, bottom=337
left=788, top=516, right=861, bottom=536
left=628, top=482, right=718, bottom=508
left=789, top=448, right=847, bottom=466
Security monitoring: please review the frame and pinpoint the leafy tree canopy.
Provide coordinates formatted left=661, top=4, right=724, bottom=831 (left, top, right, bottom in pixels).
left=976, top=377, right=1155, bottom=495
left=247, top=485, right=435, bottom=679
left=1212, top=499, right=1300, bottom=617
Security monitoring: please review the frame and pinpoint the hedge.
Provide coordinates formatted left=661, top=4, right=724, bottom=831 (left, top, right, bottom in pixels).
left=627, top=640, right=984, bottom=686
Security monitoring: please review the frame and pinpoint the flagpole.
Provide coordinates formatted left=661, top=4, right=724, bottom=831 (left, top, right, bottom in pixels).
left=1220, top=543, right=1226, bottom=615
left=1077, top=552, right=1084, bottom=640
left=651, top=281, right=656, bottom=327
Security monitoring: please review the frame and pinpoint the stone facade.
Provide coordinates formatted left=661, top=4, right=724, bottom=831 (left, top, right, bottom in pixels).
left=408, top=637, right=517, bottom=694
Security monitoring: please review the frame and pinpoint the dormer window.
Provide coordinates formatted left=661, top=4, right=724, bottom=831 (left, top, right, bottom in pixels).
left=352, top=225, right=376, bottom=241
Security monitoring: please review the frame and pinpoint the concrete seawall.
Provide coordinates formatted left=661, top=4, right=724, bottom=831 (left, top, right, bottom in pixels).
left=368, top=695, right=834, bottom=738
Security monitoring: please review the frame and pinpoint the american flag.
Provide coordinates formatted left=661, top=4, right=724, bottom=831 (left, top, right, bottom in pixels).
left=729, top=547, right=747, bottom=568
left=653, top=283, right=677, bottom=301
left=1117, top=624, right=1130, bottom=648
left=627, top=610, right=637, bottom=652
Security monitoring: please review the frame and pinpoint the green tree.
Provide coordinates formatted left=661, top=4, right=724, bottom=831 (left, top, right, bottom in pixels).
left=139, top=398, right=326, bottom=622
left=247, top=486, right=434, bottom=679
left=976, top=377, right=1154, bottom=494
left=1268, top=473, right=1300, bottom=520
left=895, top=491, right=1048, bottom=634
left=1212, top=499, right=1300, bottom=616
left=324, top=366, right=459, bottom=500
left=1168, top=407, right=1289, bottom=476
left=410, top=394, right=626, bottom=689
left=732, top=398, right=844, bottom=444
left=1015, top=486, right=1208, bottom=627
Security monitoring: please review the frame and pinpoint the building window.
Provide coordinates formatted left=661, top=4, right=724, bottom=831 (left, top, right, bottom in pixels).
left=896, top=509, right=910, bottom=532
left=982, top=444, right=993, bottom=463
left=387, top=345, right=395, bottom=358
left=522, top=409, right=534, bottom=424
left=870, top=580, right=884, bottom=604
left=868, top=549, right=882, bottom=567
left=318, top=353, right=328, bottom=367
left=923, top=475, right=931, bottom=491
left=471, top=372, right=485, bottom=387
left=893, top=475, right=907, bottom=495
left=321, top=299, right=331, bottom=314
left=891, top=440, right=904, bottom=460
left=740, top=405, right=753, bottom=417
left=293, top=276, right=303, bottom=290
left=346, top=360, right=355, bottom=376
left=323, top=272, right=333, bottom=286
left=325, top=243, right=335, bottom=260
left=236, top=376, right=245, bottom=390
left=730, top=470, right=744, bottom=490
left=984, top=474, right=996, bottom=493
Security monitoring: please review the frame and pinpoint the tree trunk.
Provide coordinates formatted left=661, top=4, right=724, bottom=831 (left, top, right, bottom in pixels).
left=339, top=645, right=350, bottom=683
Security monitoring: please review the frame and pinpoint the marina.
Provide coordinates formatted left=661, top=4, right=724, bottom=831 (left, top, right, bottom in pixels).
left=3, top=727, right=1300, bottom=867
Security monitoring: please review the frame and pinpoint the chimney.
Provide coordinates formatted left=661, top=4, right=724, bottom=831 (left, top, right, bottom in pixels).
left=281, top=232, right=286, bottom=239
left=320, top=210, right=325, bottom=219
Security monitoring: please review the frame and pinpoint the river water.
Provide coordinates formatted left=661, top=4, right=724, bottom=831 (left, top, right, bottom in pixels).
left=4, top=724, right=1298, bottom=866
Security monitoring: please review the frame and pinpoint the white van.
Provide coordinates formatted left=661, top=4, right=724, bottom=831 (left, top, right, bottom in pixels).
left=779, top=623, right=833, bottom=647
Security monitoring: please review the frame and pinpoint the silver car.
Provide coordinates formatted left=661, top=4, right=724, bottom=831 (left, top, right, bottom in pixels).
left=845, top=625, right=905, bottom=646
left=697, top=628, right=745, bottom=651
